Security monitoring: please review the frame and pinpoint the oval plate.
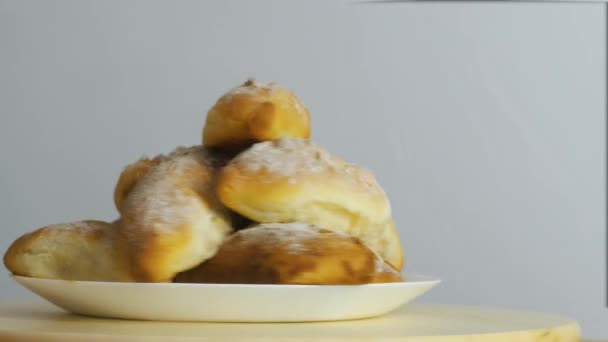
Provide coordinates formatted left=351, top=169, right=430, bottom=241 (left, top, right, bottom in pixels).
left=12, top=274, right=440, bottom=322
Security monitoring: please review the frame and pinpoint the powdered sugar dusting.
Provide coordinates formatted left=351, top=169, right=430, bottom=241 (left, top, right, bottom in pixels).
left=231, top=222, right=365, bottom=255
left=231, top=138, right=383, bottom=193
left=47, top=221, right=103, bottom=233
left=292, top=97, right=305, bottom=115
left=123, top=145, right=222, bottom=236
left=372, top=251, right=392, bottom=273
left=286, top=94, right=308, bottom=118
left=233, top=223, right=319, bottom=255
left=234, top=138, right=329, bottom=175
left=167, top=145, right=201, bottom=158
left=38, top=221, right=119, bottom=253
left=220, top=78, right=282, bottom=102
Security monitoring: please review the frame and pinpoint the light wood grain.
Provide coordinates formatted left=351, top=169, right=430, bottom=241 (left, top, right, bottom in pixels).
left=0, top=300, right=579, bottom=341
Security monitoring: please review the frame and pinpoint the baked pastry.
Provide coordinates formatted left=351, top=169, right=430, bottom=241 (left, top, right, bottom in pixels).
left=120, top=145, right=233, bottom=282
left=114, top=155, right=164, bottom=216
left=114, top=148, right=251, bottom=229
left=174, top=223, right=402, bottom=285
left=4, top=220, right=134, bottom=282
left=5, top=76, right=409, bottom=286
left=202, top=78, right=311, bottom=150
left=216, top=138, right=404, bottom=270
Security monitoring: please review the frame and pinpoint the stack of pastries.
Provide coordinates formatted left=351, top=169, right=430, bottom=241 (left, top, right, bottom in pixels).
left=4, top=78, right=404, bottom=285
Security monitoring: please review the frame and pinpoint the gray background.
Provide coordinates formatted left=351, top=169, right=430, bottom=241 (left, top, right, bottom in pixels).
left=0, top=0, right=606, bottom=338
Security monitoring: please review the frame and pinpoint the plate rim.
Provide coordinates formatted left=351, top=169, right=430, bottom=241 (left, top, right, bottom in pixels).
left=10, top=273, right=441, bottom=288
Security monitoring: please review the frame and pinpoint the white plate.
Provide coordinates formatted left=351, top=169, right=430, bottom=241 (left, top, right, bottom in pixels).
left=12, top=274, right=440, bottom=322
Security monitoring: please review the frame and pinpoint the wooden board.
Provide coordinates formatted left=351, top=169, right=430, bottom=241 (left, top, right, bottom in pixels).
left=0, top=300, right=579, bottom=341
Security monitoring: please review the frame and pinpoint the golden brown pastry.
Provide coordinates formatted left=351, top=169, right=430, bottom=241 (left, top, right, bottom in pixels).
left=202, top=78, right=311, bottom=150
left=4, top=220, right=134, bottom=282
left=216, top=138, right=404, bottom=270
left=120, top=145, right=233, bottom=282
left=174, top=223, right=402, bottom=285
left=113, top=155, right=164, bottom=216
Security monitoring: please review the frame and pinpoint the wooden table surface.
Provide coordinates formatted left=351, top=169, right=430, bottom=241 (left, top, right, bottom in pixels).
left=0, top=300, right=580, bottom=341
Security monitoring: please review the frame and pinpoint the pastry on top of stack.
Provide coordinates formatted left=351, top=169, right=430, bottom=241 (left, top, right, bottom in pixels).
left=3, top=77, right=405, bottom=285
left=202, top=78, right=311, bottom=151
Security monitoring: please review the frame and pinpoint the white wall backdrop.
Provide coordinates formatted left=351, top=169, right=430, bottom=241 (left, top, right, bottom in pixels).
left=0, top=0, right=605, bottom=338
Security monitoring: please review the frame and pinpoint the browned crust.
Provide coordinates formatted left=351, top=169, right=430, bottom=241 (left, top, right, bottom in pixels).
left=174, top=224, right=403, bottom=285
left=202, top=79, right=311, bottom=149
